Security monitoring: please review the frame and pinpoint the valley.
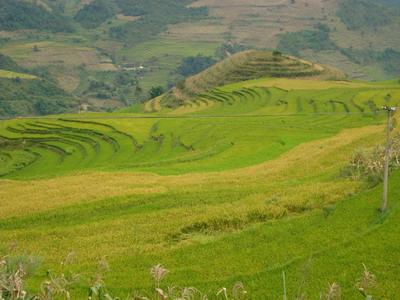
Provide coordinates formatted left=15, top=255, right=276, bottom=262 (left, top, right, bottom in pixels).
left=1, top=1, right=400, bottom=298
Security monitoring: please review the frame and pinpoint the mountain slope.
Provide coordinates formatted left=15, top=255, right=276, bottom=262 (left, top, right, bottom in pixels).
left=158, top=50, right=345, bottom=109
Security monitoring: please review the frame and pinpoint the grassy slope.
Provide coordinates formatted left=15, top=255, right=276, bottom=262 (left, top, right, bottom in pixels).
left=0, top=78, right=399, bottom=297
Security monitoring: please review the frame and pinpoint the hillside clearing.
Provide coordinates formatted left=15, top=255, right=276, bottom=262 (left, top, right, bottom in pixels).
left=0, top=69, right=37, bottom=79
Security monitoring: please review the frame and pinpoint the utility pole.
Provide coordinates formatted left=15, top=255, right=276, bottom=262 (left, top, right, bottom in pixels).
left=282, top=270, right=287, bottom=300
left=381, top=106, right=397, bottom=213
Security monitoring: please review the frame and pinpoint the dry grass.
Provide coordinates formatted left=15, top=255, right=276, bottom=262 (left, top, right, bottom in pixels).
left=0, top=70, right=37, bottom=80
left=116, top=14, right=141, bottom=22
left=235, top=78, right=370, bottom=90
left=0, top=174, right=166, bottom=219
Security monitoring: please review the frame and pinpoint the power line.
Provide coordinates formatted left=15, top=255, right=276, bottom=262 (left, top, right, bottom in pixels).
left=0, top=111, right=387, bottom=121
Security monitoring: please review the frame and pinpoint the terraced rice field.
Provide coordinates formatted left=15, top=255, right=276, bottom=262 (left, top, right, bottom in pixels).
left=164, top=51, right=341, bottom=105
left=1, top=78, right=400, bottom=298
left=2, top=79, right=399, bottom=179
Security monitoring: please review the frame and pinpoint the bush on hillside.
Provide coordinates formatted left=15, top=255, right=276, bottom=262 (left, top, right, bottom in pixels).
left=177, top=55, right=216, bottom=77
left=342, top=134, right=400, bottom=185
left=149, top=86, right=165, bottom=99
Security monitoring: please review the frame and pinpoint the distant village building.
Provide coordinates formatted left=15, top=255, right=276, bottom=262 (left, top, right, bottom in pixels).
left=79, top=103, right=90, bottom=113
left=121, top=64, right=145, bottom=71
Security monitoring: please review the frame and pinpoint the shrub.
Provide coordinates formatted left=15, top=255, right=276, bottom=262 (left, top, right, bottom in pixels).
left=177, top=55, right=216, bottom=77
left=342, top=134, right=400, bottom=185
left=149, top=86, right=165, bottom=99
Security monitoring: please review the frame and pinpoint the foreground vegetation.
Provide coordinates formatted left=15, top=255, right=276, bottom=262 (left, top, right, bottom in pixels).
left=0, top=257, right=378, bottom=299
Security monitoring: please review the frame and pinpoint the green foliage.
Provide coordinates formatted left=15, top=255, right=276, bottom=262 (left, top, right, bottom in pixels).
left=149, top=86, right=165, bottom=99
left=278, top=22, right=400, bottom=77
left=74, top=0, right=118, bottom=29
left=277, top=24, right=336, bottom=56
left=114, top=71, right=135, bottom=86
left=177, top=55, right=216, bottom=77
left=0, top=78, right=75, bottom=117
left=80, top=71, right=142, bottom=105
left=378, top=49, right=400, bottom=75
left=272, top=50, right=282, bottom=57
left=0, top=53, right=24, bottom=73
left=340, top=48, right=400, bottom=76
left=0, top=0, right=73, bottom=32
left=337, top=0, right=399, bottom=30
left=33, top=98, right=73, bottom=115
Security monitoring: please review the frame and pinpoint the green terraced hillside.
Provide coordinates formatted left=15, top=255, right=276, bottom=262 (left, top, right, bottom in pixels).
left=0, top=76, right=400, bottom=298
left=1, top=78, right=399, bottom=179
left=159, top=51, right=345, bottom=109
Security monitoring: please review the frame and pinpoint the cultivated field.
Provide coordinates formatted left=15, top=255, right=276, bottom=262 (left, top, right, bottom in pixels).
left=0, top=77, right=400, bottom=298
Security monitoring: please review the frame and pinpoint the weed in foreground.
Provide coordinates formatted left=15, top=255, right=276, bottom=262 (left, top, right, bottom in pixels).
left=0, top=252, right=380, bottom=300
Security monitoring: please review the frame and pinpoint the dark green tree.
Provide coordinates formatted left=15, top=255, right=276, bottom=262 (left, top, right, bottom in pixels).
left=149, top=86, right=165, bottom=99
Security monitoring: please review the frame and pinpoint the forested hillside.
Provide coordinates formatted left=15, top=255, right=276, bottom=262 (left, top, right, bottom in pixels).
left=0, top=0, right=72, bottom=32
left=0, top=53, right=75, bottom=117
